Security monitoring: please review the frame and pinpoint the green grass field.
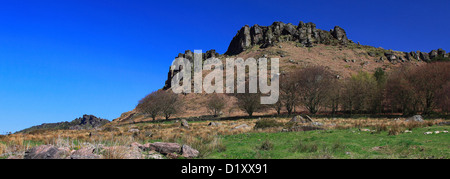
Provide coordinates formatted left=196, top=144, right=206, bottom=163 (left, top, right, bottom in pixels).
left=207, top=126, right=450, bottom=159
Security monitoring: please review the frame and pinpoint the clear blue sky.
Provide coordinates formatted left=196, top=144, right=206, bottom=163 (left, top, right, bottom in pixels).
left=0, top=0, right=449, bottom=133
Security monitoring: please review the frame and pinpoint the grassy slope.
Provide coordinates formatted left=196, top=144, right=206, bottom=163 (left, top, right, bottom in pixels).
left=208, top=126, right=450, bottom=159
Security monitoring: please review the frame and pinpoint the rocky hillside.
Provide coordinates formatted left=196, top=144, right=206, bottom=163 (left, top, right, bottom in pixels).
left=163, top=21, right=449, bottom=90
left=18, top=115, right=110, bottom=133
left=116, top=20, right=449, bottom=123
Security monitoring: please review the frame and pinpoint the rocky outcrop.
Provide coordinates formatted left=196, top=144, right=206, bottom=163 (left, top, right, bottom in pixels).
left=19, top=142, right=199, bottom=159
left=290, top=115, right=313, bottom=123
left=225, top=21, right=349, bottom=55
left=18, top=114, right=110, bottom=133
left=233, top=124, right=250, bottom=130
left=163, top=49, right=220, bottom=90
left=70, top=146, right=102, bottom=159
left=405, top=115, right=425, bottom=122
left=404, top=49, right=448, bottom=62
left=149, top=142, right=182, bottom=155
left=24, top=145, right=70, bottom=159
left=69, top=115, right=110, bottom=130
left=181, top=145, right=200, bottom=158
left=162, top=20, right=449, bottom=90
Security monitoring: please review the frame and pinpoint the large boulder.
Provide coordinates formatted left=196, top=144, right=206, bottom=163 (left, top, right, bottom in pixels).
left=208, top=122, right=222, bottom=127
left=330, top=26, right=348, bottom=44
left=305, top=115, right=314, bottom=122
left=430, top=50, right=438, bottom=59
left=437, top=48, right=446, bottom=56
left=233, top=124, right=250, bottom=130
left=149, top=142, right=181, bottom=155
left=405, top=115, right=425, bottom=122
left=438, top=121, right=450, bottom=126
left=128, top=128, right=140, bottom=133
left=181, top=119, right=189, bottom=129
left=181, top=145, right=199, bottom=158
left=385, top=52, right=398, bottom=62
left=70, top=146, right=101, bottom=159
left=24, top=145, right=70, bottom=159
left=419, top=52, right=431, bottom=62
left=147, top=151, right=164, bottom=159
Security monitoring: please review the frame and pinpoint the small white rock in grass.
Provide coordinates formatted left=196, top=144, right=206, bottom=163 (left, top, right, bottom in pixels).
left=443, top=131, right=448, bottom=133
left=434, top=131, right=440, bottom=134
left=359, top=128, right=371, bottom=132
left=424, top=132, right=433, bottom=135
left=404, top=130, right=412, bottom=133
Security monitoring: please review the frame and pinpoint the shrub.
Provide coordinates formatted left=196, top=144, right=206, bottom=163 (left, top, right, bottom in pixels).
left=259, top=140, right=274, bottom=151
left=375, top=123, right=388, bottom=132
left=137, top=90, right=182, bottom=120
left=388, top=124, right=404, bottom=136
left=292, top=141, right=318, bottom=153
left=206, top=94, right=226, bottom=117
left=235, top=92, right=265, bottom=117
left=254, top=119, right=284, bottom=129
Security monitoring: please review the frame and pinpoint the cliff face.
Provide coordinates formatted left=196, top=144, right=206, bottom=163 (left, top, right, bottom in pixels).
left=163, top=49, right=220, bottom=90
left=224, top=21, right=449, bottom=61
left=225, top=21, right=349, bottom=55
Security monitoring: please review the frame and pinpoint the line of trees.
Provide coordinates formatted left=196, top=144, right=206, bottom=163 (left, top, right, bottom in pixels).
left=274, top=62, right=449, bottom=116
left=137, top=62, right=449, bottom=120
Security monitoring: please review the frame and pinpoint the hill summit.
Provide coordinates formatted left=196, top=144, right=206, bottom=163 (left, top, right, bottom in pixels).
left=225, top=21, right=349, bottom=55
left=162, top=20, right=449, bottom=91
left=18, top=114, right=110, bottom=133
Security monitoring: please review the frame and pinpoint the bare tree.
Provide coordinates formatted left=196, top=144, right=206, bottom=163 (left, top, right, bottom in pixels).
left=280, top=71, right=300, bottom=116
left=272, top=100, right=283, bottom=115
left=235, top=91, right=265, bottom=117
left=136, top=90, right=164, bottom=120
left=326, top=79, right=342, bottom=116
left=436, top=82, right=450, bottom=114
left=410, top=62, right=450, bottom=114
left=207, top=93, right=226, bottom=117
left=136, top=90, right=183, bottom=120
left=159, top=91, right=182, bottom=120
left=386, top=62, right=450, bottom=115
left=385, top=65, right=418, bottom=115
left=297, top=66, right=336, bottom=114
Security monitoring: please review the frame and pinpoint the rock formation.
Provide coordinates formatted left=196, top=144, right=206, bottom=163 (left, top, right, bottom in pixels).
left=69, top=114, right=110, bottom=130
left=225, top=21, right=349, bottom=56
left=162, top=20, right=449, bottom=90
left=24, top=145, right=71, bottom=159
left=163, top=49, right=220, bottom=90
left=18, top=114, right=110, bottom=133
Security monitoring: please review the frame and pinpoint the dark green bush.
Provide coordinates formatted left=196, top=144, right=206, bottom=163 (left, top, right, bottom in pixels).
left=259, top=140, right=274, bottom=151
left=254, top=119, right=284, bottom=129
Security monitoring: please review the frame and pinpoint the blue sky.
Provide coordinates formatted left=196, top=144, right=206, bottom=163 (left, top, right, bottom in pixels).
left=0, top=0, right=449, bottom=133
